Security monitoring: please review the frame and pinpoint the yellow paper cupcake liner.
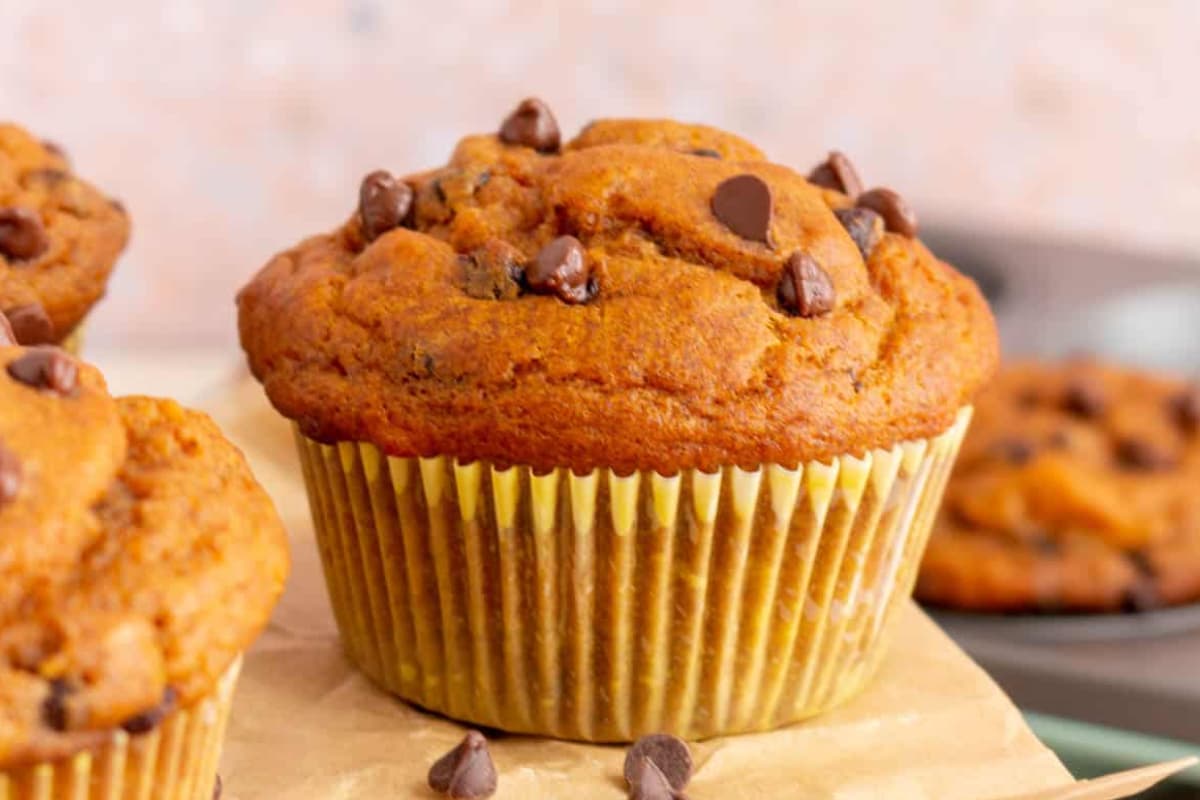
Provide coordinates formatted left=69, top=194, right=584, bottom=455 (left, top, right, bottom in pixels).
left=0, top=657, right=241, bottom=800
left=295, top=409, right=971, bottom=741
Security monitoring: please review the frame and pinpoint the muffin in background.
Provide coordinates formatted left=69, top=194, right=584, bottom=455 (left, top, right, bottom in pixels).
left=238, top=99, right=997, bottom=741
left=0, top=335, right=289, bottom=799
left=0, top=124, right=130, bottom=352
left=918, top=359, right=1200, bottom=613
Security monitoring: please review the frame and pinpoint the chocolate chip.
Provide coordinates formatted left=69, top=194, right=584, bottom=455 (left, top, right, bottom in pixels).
left=7, top=347, right=78, bottom=396
left=358, top=170, right=413, bottom=242
left=1029, top=533, right=1062, bottom=555
left=1017, top=388, right=1040, bottom=409
left=993, top=438, right=1035, bottom=465
left=1062, top=381, right=1106, bottom=419
left=1122, top=552, right=1161, bottom=612
left=808, top=150, right=864, bottom=197
left=428, top=730, right=498, bottom=799
left=690, top=148, right=721, bottom=159
left=0, top=439, right=21, bottom=507
left=1167, top=388, right=1200, bottom=435
left=1114, top=437, right=1174, bottom=471
left=41, top=139, right=69, bottom=165
left=834, top=207, right=884, bottom=259
left=0, top=207, right=49, bottom=261
left=212, top=774, right=223, bottom=800
left=474, top=170, right=492, bottom=191
left=0, top=312, right=15, bottom=346
left=624, top=734, right=692, bottom=792
left=42, top=679, right=72, bottom=731
left=856, top=187, right=918, bottom=238
left=628, top=757, right=688, bottom=800
left=712, top=174, right=773, bottom=246
left=525, top=235, right=596, bottom=304
left=777, top=252, right=835, bottom=317
left=3, top=304, right=54, bottom=345
left=121, top=686, right=178, bottom=734
left=463, top=241, right=525, bottom=300
left=498, top=97, right=561, bottom=154
left=1047, top=430, right=1071, bottom=450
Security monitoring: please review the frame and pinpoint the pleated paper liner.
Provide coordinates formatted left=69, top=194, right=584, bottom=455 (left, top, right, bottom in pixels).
left=0, top=657, right=241, bottom=800
left=295, top=408, right=971, bottom=742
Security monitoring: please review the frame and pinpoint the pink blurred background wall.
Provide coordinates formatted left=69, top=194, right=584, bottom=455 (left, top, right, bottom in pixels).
left=3, top=0, right=1198, bottom=347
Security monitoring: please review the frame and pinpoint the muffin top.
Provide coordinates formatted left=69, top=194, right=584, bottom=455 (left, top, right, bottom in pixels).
left=0, top=339, right=289, bottom=766
left=0, top=124, right=130, bottom=345
left=919, top=359, right=1200, bottom=612
left=238, top=100, right=998, bottom=474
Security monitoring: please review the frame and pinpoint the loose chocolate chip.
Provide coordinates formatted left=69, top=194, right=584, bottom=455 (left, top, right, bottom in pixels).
left=7, top=346, right=78, bottom=396
left=42, top=679, right=72, bottom=731
left=212, top=774, right=223, bottom=800
left=1062, top=381, right=1106, bottom=419
left=1115, top=437, right=1174, bottom=471
left=0, top=207, right=49, bottom=261
left=498, top=97, right=561, bottom=154
left=428, top=730, right=498, bottom=799
left=624, top=734, right=693, bottom=792
left=712, top=174, right=773, bottom=246
left=777, top=252, right=835, bottom=318
left=358, top=170, right=413, bottom=242
left=0, top=439, right=21, bottom=507
left=628, top=757, right=688, bottom=800
left=463, top=241, right=525, bottom=300
left=834, top=207, right=884, bottom=260
left=993, top=438, right=1035, bottom=465
left=3, top=304, right=54, bottom=345
left=525, top=235, right=596, bottom=304
left=690, top=148, right=721, bottom=159
left=808, top=150, right=864, bottom=198
left=0, top=312, right=15, bottom=346
left=121, top=686, right=178, bottom=734
left=856, top=187, right=918, bottom=238
left=1167, top=388, right=1200, bottom=435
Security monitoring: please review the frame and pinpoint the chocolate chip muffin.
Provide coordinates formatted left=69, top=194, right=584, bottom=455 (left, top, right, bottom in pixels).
left=0, top=336, right=289, bottom=799
left=918, top=359, right=1200, bottom=613
left=0, top=124, right=130, bottom=350
left=238, top=99, right=997, bottom=740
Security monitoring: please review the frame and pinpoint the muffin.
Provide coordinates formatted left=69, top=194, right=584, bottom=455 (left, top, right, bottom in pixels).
left=1, top=124, right=130, bottom=351
left=238, top=99, right=997, bottom=741
left=919, top=359, right=1200, bottom=613
left=0, top=335, right=289, bottom=799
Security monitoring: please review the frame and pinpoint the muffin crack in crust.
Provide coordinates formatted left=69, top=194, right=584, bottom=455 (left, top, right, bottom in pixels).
left=239, top=102, right=998, bottom=474
left=0, top=346, right=289, bottom=767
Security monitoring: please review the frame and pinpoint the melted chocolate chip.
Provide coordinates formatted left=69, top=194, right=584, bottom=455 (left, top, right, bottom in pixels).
left=463, top=241, right=525, bottom=300
left=856, top=188, right=918, bottom=238
left=628, top=757, right=688, bottom=800
left=427, top=730, right=498, bottom=799
left=993, top=438, right=1035, bottom=465
left=3, top=304, right=54, bottom=345
left=1114, top=437, right=1174, bottom=471
left=807, top=151, right=864, bottom=197
left=42, top=679, right=72, bottom=731
left=121, top=686, right=178, bottom=734
left=0, top=439, right=21, bottom=507
left=690, top=147, right=721, bottom=159
left=7, top=346, right=78, bottom=396
left=624, top=734, right=693, bottom=792
left=0, top=312, right=15, bottom=346
left=1167, top=388, right=1200, bottom=435
left=834, top=207, right=884, bottom=259
left=0, top=207, right=49, bottom=261
left=525, top=235, right=596, bottom=304
left=498, top=97, right=561, bottom=154
left=712, top=174, right=773, bottom=246
left=1062, top=381, right=1106, bottom=419
left=777, top=252, right=835, bottom=317
left=358, top=170, right=413, bottom=242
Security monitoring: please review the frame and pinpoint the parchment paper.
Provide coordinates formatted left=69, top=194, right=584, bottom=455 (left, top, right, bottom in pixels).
left=202, top=377, right=1193, bottom=799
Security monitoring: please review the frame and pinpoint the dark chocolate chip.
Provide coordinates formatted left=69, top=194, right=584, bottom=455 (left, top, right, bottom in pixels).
left=7, top=346, right=78, bottom=396
left=525, top=235, right=596, bottom=304
left=42, top=679, right=72, bottom=731
left=1114, top=437, right=1174, bottom=471
left=0, top=439, right=21, bottom=507
left=0, top=312, right=15, bottom=346
left=432, top=177, right=448, bottom=204
left=3, top=304, right=54, bottom=345
left=41, top=139, right=69, bottom=165
left=498, top=97, right=561, bottom=154
left=808, top=150, right=864, bottom=197
left=1029, top=533, right=1062, bottom=555
left=1062, top=381, right=1106, bottom=419
left=109, top=198, right=127, bottom=215
left=712, top=174, right=773, bottom=245
left=121, top=686, right=178, bottom=734
left=1122, top=552, right=1161, bottom=612
left=358, top=170, right=413, bottom=242
left=474, top=170, right=492, bottom=191
left=856, top=187, right=918, bottom=238
left=834, top=207, right=884, bottom=260
left=777, top=252, right=835, bottom=317
left=1167, top=388, right=1200, bottom=435
left=628, top=757, right=688, bottom=800
left=993, top=438, right=1035, bottom=465
left=0, top=207, right=50, bottom=261
left=428, top=730, right=498, bottom=799
left=690, top=148, right=721, bottom=159
left=624, top=734, right=693, bottom=792
left=463, top=241, right=525, bottom=300
left=213, top=774, right=223, bottom=800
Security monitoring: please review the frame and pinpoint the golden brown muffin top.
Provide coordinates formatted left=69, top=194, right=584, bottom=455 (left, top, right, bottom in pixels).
left=0, top=124, right=130, bottom=345
left=238, top=100, right=998, bottom=473
left=919, top=359, right=1200, bottom=612
left=0, top=343, right=289, bottom=766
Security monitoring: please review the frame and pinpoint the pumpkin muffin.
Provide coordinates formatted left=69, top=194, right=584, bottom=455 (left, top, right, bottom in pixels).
left=0, top=124, right=130, bottom=351
left=238, top=99, right=997, bottom=741
left=0, top=334, right=289, bottom=799
left=919, top=359, right=1200, bottom=613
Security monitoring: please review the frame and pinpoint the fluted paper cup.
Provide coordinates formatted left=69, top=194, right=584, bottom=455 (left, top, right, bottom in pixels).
left=295, top=409, right=971, bottom=741
left=0, top=658, right=240, bottom=800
